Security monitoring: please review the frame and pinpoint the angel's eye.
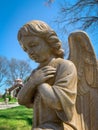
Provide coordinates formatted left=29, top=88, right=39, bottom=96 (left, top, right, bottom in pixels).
left=29, top=42, right=39, bottom=48
left=29, top=44, right=35, bottom=47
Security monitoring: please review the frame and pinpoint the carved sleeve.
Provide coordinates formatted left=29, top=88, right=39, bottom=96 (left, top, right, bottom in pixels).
left=53, top=60, right=77, bottom=121
left=17, top=73, right=37, bottom=108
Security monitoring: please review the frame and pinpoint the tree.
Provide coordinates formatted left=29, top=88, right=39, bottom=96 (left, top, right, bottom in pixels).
left=55, top=0, right=98, bottom=32
left=0, top=56, right=32, bottom=94
left=6, top=58, right=32, bottom=86
left=44, top=0, right=55, bottom=6
left=45, top=0, right=98, bottom=57
left=0, top=56, right=8, bottom=87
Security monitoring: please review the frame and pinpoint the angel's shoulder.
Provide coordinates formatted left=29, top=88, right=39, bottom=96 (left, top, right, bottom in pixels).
left=55, top=58, right=76, bottom=70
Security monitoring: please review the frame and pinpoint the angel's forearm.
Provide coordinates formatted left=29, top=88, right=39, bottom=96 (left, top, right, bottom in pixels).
left=17, top=78, right=37, bottom=106
left=38, top=83, right=62, bottom=110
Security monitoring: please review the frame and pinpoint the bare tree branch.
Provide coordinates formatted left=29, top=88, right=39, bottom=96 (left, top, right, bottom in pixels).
left=44, top=0, right=55, bottom=7
left=0, top=56, right=32, bottom=94
left=6, top=58, right=32, bottom=86
left=0, top=56, right=8, bottom=87
left=55, top=0, right=98, bottom=31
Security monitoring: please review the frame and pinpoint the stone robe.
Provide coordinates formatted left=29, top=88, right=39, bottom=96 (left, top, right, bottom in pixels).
left=18, top=58, right=78, bottom=130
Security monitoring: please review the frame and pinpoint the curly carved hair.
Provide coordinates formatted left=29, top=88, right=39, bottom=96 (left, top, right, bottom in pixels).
left=18, top=20, right=64, bottom=58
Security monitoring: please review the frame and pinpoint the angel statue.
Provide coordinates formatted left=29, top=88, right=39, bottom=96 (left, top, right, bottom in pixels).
left=17, top=20, right=98, bottom=130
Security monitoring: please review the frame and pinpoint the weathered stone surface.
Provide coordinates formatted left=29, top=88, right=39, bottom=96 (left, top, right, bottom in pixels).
left=17, top=20, right=98, bottom=130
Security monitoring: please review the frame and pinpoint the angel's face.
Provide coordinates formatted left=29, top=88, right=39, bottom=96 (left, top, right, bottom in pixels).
left=20, top=35, right=52, bottom=63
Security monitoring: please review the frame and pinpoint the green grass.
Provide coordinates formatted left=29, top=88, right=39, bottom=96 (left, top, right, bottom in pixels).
left=0, top=106, right=33, bottom=130
left=9, top=98, right=18, bottom=104
left=0, top=97, right=18, bottom=104
left=0, top=98, right=4, bottom=102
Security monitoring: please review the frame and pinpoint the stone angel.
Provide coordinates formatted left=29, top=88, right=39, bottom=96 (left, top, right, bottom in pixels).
left=17, top=20, right=98, bottom=130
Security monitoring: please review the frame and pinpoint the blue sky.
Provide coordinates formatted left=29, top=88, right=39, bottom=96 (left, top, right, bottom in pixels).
left=0, top=0, right=98, bottom=68
left=0, top=0, right=98, bottom=94
left=0, top=0, right=60, bottom=69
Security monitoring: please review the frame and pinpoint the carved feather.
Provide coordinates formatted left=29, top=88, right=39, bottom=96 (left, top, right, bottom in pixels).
left=68, top=31, right=98, bottom=95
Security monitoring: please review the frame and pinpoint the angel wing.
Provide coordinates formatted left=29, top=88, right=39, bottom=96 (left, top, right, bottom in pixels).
left=68, top=31, right=98, bottom=130
left=68, top=31, right=98, bottom=95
